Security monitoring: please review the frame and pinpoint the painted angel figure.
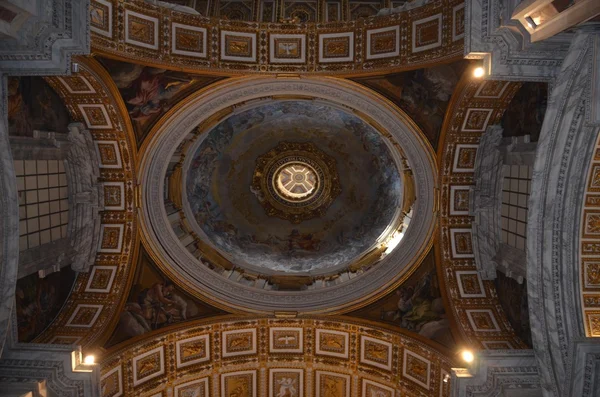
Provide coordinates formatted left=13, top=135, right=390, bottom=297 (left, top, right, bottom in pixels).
left=276, top=377, right=297, bottom=397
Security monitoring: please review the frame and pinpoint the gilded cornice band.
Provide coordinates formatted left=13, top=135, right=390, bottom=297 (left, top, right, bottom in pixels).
left=90, top=0, right=465, bottom=76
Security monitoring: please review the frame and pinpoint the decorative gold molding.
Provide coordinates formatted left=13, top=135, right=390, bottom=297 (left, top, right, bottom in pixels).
left=35, top=56, right=140, bottom=348
left=579, top=128, right=600, bottom=337
left=90, top=0, right=465, bottom=77
left=99, top=316, right=456, bottom=396
left=436, top=68, right=526, bottom=349
left=251, top=141, right=341, bottom=224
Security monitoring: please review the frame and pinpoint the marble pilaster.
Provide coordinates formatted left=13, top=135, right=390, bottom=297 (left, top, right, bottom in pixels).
left=565, top=339, right=600, bottom=397
left=527, top=30, right=600, bottom=397
left=0, top=76, right=19, bottom=358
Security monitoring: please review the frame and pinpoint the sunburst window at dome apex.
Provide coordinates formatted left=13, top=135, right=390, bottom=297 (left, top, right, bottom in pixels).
left=183, top=101, right=405, bottom=273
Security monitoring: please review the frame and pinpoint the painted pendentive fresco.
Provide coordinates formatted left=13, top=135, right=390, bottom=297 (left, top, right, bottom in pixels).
left=353, top=61, right=467, bottom=149
left=16, top=266, right=76, bottom=342
left=7, top=77, right=71, bottom=137
left=106, top=249, right=223, bottom=347
left=348, top=250, right=455, bottom=348
left=501, top=82, right=548, bottom=142
left=185, top=101, right=403, bottom=273
left=97, top=58, right=222, bottom=145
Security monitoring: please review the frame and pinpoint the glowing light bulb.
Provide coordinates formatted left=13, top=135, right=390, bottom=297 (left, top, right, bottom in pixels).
left=473, top=67, right=485, bottom=78
left=83, top=355, right=95, bottom=365
left=461, top=350, right=475, bottom=363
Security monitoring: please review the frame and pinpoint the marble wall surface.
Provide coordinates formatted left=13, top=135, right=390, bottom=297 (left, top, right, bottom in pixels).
left=527, top=30, right=600, bottom=397
left=0, top=78, right=19, bottom=357
left=465, top=0, right=568, bottom=80
left=0, top=0, right=90, bottom=75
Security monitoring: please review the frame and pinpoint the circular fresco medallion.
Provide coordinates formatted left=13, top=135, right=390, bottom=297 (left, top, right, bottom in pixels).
left=252, top=141, right=341, bottom=223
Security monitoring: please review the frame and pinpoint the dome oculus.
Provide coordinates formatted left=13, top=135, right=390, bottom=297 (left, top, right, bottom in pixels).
left=274, top=162, right=318, bottom=201
left=252, top=141, right=341, bottom=224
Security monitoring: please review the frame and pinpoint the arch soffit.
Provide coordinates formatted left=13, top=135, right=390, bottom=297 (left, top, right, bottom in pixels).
left=436, top=68, right=527, bottom=349
left=32, top=57, right=140, bottom=348
left=138, top=76, right=438, bottom=315
left=90, top=0, right=465, bottom=77
left=99, top=315, right=455, bottom=397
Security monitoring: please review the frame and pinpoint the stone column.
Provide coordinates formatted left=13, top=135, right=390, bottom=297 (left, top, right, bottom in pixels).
left=0, top=0, right=90, bottom=378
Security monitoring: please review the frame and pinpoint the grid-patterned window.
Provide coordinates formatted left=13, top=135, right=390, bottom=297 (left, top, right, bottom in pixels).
left=501, top=164, right=532, bottom=251
left=14, top=160, right=69, bottom=251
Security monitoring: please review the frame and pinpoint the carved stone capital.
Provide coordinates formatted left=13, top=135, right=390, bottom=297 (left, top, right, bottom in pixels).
left=465, top=0, right=569, bottom=80
left=0, top=316, right=100, bottom=396
left=451, top=350, right=542, bottom=397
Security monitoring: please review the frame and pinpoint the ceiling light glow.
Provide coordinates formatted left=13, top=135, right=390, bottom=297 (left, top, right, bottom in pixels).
left=473, top=67, right=485, bottom=78
left=461, top=350, right=475, bottom=363
left=83, top=355, right=95, bottom=365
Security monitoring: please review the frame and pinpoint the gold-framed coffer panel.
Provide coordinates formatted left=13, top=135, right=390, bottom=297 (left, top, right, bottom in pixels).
left=99, top=317, right=455, bottom=397
left=90, top=0, right=465, bottom=76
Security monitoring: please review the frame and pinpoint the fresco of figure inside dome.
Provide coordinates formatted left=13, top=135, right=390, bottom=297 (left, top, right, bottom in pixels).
left=185, top=100, right=402, bottom=273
